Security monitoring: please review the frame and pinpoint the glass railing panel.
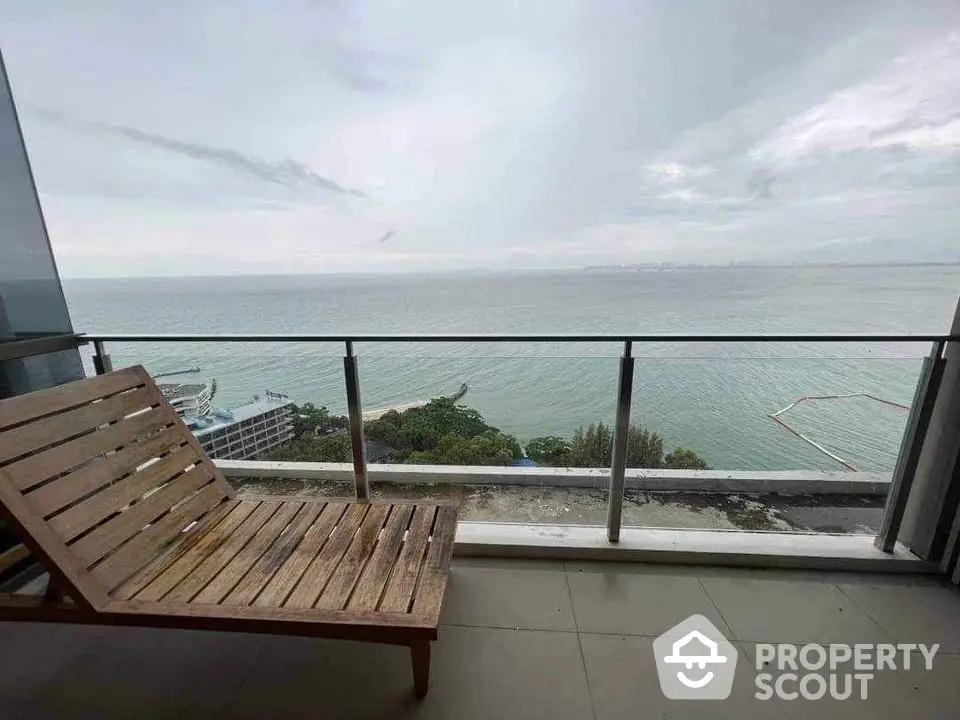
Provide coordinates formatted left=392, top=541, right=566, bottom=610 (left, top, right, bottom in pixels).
left=81, top=337, right=933, bottom=539
left=620, top=345, right=925, bottom=534
left=358, top=343, right=620, bottom=525
left=88, top=340, right=356, bottom=497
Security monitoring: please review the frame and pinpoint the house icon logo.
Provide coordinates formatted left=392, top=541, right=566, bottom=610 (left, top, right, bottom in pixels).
left=653, top=615, right=739, bottom=700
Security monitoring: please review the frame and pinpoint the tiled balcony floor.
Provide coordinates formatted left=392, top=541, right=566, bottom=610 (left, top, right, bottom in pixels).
left=2, top=560, right=959, bottom=719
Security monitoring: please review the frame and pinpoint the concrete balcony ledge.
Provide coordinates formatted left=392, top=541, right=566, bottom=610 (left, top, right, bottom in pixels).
left=215, top=460, right=891, bottom=496
left=455, top=522, right=929, bottom=572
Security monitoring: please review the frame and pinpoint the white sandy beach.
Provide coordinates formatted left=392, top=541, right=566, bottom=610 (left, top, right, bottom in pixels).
left=362, top=400, right=428, bottom=421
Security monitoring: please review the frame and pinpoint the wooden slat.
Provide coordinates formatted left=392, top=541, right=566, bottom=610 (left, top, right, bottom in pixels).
left=48, top=444, right=199, bottom=541
left=348, top=504, right=414, bottom=612
left=412, top=505, right=458, bottom=620
left=0, top=367, right=143, bottom=431
left=379, top=505, right=438, bottom=613
left=223, top=502, right=324, bottom=606
left=92, top=487, right=229, bottom=592
left=3, top=408, right=173, bottom=492
left=26, top=426, right=187, bottom=516
left=0, top=594, right=435, bottom=641
left=253, top=502, right=347, bottom=608
left=163, top=502, right=280, bottom=603
left=131, top=501, right=258, bottom=601
left=192, top=502, right=303, bottom=605
left=0, top=476, right=108, bottom=610
left=0, top=543, right=30, bottom=573
left=315, top=504, right=391, bottom=611
left=70, top=466, right=216, bottom=566
left=1, top=595, right=433, bottom=644
left=110, top=499, right=237, bottom=600
left=106, top=598, right=437, bottom=633
left=282, top=503, right=369, bottom=609
left=0, top=594, right=83, bottom=623
left=0, top=386, right=156, bottom=465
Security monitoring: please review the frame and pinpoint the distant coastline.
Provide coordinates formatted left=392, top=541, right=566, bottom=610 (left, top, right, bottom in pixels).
left=584, top=260, right=960, bottom=272
left=59, top=260, right=960, bottom=283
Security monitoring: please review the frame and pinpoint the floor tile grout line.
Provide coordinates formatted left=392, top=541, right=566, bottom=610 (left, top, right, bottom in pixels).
left=561, top=560, right=581, bottom=633
left=833, top=582, right=900, bottom=644
left=694, top=574, right=773, bottom=686
left=443, top=621, right=942, bottom=647
left=563, top=560, right=598, bottom=720
left=695, top=574, right=740, bottom=643
left=441, top=621, right=579, bottom=633
left=828, top=579, right=959, bottom=685
left=213, top=635, right=270, bottom=720
left=733, top=640, right=765, bottom=681
left=16, top=627, right=114, bottom=710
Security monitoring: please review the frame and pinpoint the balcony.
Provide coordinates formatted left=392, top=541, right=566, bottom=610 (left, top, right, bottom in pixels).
left=2, top=560, right=959, bottom=718
left=1, top=330, right=959, bottom=718
left=6, top=9, right=960, bottom=715
left=74, top=330, right=952, bottom=567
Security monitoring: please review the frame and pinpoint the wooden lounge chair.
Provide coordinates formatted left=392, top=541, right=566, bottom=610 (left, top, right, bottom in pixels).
left=0, top=366, right=458, bottom=697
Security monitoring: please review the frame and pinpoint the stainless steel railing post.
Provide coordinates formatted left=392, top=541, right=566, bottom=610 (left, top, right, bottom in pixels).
left=607, top=340, right=635, bottom=542
left=92, top=339, right=113, bottom=375
left=875, top=340, right=946, bottom=553
left=343, top=341, right=370, bottom=501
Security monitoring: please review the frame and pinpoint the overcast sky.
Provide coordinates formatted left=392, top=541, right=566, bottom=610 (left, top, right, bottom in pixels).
left=2, top=0, right=959, bottom=277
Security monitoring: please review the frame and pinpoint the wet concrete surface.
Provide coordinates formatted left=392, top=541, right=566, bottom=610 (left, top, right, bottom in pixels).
left=232, top=478, right=884, bottom=534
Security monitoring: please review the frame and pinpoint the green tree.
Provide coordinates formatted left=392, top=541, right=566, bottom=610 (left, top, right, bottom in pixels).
left=291, top=403, right=348, bottom=438
left=525, top=435, right=573, bottom=466
left=366, top=409, right=402, bottom=446
left=664, top=447, right=709, bottom=470
left=263, top=433, right=351, bottom=462
left=624, top=425, right=664, bottom=469
left=364, top=397, right=503, bottom=462
left=568, top=422, right=665, bottom=468
left=394, top=397, right=488, bottom=450
left=407, top=430, right=521, bottom=466
left=569, top=422, right=614, bottom=467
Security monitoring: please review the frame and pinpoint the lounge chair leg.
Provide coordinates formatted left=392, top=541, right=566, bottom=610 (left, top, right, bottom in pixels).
left=411, top=639, right=430, bottom=697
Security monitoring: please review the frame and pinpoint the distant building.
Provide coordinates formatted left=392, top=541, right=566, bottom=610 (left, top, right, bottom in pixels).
left=189, top=396, right=294, bottom=460
left=158, top=382, right=212, bottom=419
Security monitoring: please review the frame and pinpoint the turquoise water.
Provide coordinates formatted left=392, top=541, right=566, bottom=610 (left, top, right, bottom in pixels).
left=62, top=265, right=960, bottom=472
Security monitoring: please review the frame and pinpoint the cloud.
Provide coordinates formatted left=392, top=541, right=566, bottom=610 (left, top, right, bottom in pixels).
left=31, top=108, right=366, bottom=197
left=615, top=25, right=960, bottom=264
left=322, top=46, right=420, bottom=93
left=747, top=168, right=776, bottom=200
left=2, top=0, right=959, bottom=275
left=754, top=33, right=960, bottom=162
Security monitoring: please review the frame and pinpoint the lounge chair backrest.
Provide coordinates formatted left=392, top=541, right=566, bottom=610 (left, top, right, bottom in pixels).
left=0, top=366, right=234, bottom=609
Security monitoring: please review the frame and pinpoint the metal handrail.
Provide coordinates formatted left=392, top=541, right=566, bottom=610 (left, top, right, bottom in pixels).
left=80, top=332, right=960, bottom=343
left=84, top=329, right=958, bottom=550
